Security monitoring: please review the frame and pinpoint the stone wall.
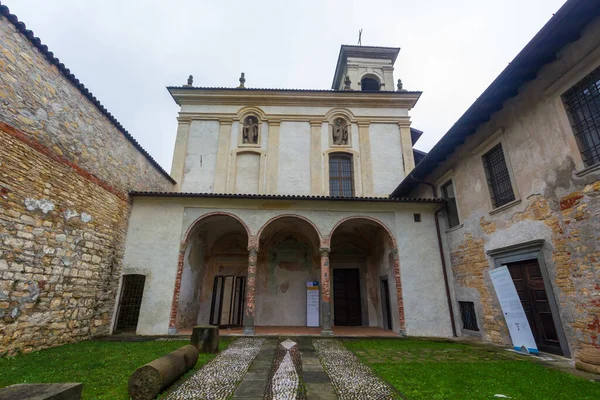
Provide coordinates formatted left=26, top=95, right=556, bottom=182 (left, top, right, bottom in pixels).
left=0, top=9, right=174, bottom=355
left=0, top=125, right=130, bottom=355
left=0, top=14, right=174, bottom=193
left=448, top=181, right=600, bottom=353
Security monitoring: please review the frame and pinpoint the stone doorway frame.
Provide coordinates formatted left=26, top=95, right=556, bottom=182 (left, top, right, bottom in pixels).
left=486, top=239, right=571, bottom=357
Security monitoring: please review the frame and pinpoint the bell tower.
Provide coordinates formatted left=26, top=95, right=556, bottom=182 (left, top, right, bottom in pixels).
left=331, top=45, right=400, bottom=91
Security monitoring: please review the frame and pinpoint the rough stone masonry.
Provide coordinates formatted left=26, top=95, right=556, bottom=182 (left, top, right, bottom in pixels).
left=0, top=7, right=174, bottom=355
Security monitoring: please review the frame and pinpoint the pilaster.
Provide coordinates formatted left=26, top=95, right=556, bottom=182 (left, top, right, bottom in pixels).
left=310, top=121, right=324, bottom=195
left=398, top=121, right=416, bottom=176
left=266, top=120, right=281, bottom=194
left=358, top=121, right=373, bottom=196
left=214, top=119, right=233, bottom=193
left=243, top=239, right=259, bottom=335
left=169, top=117, right=191, bottom=191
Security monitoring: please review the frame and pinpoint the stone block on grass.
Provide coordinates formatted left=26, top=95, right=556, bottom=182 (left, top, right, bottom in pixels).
left=0, top=383, right=82, bottom=400
left=190, top=325, right=219, bottom=353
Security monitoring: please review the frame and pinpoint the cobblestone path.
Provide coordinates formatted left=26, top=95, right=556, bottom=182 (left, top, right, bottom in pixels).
left=165, top=337, right=396, bottom=399
left=163, top=337, right=265, bottom=400
left=312, top=339, right=400, bottom=400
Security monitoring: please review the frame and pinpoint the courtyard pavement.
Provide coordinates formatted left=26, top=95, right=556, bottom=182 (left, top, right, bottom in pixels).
left=164, top=337, right=399, bottom=400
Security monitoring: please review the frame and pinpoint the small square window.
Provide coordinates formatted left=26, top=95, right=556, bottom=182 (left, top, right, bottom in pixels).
left=413, top=213, right=421, bottom=222
left=482, top=143, right=515, bottom=208
left=459, top=301, right=479, bottom=332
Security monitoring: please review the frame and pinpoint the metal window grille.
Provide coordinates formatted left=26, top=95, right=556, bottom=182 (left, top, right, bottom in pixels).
left=482, top=144, right=515, bottom=208
left=115, top=274, right=146, bottom=332
left=459, top=301, right=479, bottom=331
left=562, top=65, right=600, bottom=167
left=329, top=153, right=354, bottom=197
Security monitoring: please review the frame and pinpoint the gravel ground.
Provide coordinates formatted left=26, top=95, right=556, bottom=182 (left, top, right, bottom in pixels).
left=163, top=337, right=265, bottom=400
left=312, top=339, right=399, bottom=400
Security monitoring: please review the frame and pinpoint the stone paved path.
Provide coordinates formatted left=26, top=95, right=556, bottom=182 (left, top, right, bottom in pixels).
left=312, top=339, right=399, bottom=400
left=163, top=337, right=265, bottom=400
left=165, top=337, right=395, bottom=399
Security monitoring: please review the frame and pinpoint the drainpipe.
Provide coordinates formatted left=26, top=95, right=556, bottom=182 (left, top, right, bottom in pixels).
left=411, top=175, right=457, bottom=337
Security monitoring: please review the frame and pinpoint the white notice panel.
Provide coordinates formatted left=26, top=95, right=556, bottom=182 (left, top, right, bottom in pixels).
left=489, top=266, right=538, bottom=353
left=307, top=281, right=320, bottom=327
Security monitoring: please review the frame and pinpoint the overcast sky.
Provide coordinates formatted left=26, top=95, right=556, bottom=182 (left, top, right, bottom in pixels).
left=4, top=0, right=567, bottom=172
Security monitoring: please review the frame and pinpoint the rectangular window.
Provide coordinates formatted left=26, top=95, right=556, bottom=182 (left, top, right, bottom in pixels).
left=482, top=143, right=515, bottom=208
left=441, top=180, right=460, bottom=228
left=329, top=153, right=354, bottom=197
left=562, top=65, right=600, bottom=167
left=459, top=301, right=479, bottom=332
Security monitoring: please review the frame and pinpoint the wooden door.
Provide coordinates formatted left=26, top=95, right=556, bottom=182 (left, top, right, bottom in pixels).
left=507, top=260, right=562, bottom=355
left=333, top=269, right=362, bottom=326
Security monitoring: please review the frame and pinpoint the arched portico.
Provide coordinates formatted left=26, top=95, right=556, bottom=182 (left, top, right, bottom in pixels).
left=170, top=212, right=250, bottom=333
left=325, top=216, right=404, bottom=334
left=242, top=215, right=322, bottom=334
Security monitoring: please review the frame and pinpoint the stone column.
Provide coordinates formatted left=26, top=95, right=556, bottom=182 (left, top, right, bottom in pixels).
left=310, top=121, right=324, bottom=195
left=266, top=120, right=281, bottom=194
left=213, top=119, right=233, bottom=193
left=169, top=117, right=191, bottom=190
left=320, top=247, right=333, bottom=336
left=357, top=121, right=373, bottom=196
left=390, top=242, right=406, bottom=336
left=398, top=121, right=415, bottom=176
left=243, top=238, right=259, bottom=335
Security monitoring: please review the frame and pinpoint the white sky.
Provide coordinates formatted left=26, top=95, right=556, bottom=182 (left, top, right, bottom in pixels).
left=4, top=0, right=567, bottom=172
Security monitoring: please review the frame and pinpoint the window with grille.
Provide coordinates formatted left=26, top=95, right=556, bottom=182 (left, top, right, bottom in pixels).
left=441, top=180, right=460, bottom=228
left=562, top=65, right=600, bottom=167
left=329, top=153, right=354, bottom=197
left=115, top=274, right=146, bottom=333
left=482, top=143, right=515, bottom=208
left=459, top=301, right=479, bottom=331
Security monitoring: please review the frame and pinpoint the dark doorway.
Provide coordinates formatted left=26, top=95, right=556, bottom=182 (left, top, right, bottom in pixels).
left=507, top=260, right=563, bottom=355
left=333, top=269, right=362, bottom=326
left=115, top=274, right=146, bottom=333
left=210, top=275, right=246, bottom=327
left=380, top=278, right=392, bottom=330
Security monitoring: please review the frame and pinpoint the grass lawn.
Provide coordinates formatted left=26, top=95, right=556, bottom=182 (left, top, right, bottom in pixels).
left=345, top=338, right=600, bottom=400
left=0, top=337, right=232, bottom=400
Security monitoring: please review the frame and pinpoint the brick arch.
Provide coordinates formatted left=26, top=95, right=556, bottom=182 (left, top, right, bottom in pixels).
left=256, top=214, right=323, bottom=244
left=170, top=212, right=251, bottom=331
left=327, top=215, right=405, bottom=334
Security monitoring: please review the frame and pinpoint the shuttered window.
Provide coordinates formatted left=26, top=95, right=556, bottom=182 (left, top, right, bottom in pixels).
left=441, top=180, right=460, bottom=228
left=329, top=153, right=354, bottom=197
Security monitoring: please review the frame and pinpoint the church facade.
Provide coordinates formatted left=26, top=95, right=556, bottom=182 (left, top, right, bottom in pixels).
left=117, top=46, right=455, bottom=338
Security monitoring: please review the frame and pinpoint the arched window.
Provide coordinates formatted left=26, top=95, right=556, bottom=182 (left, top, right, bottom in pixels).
left=329, top=153, right=354, bottom=197
left=361, top=77, right=380, bottom=91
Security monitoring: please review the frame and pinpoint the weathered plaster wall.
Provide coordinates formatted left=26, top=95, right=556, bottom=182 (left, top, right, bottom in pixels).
left=0, top=15, right=173, bottom=355
left=370, top=123, right=405, bottom=196
left=123, top=197, right=452, bottom=337
left=234, top=153, right=260, bottom=194
left=278, top=122, right=311, bottom=195
left=256, top=237, right=319, bottom=326
left=181, top=120, right=219, bottom=193
left=411, top=17, right=600, bottom=354
left=121, top=199, right=183, bottom=335
left=175, top=102, right=412, bottom=196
